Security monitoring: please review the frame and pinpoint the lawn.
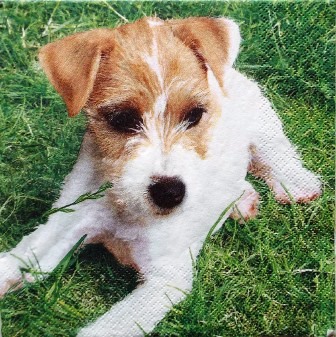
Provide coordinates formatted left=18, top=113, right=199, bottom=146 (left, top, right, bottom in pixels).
left=0, top=1, right=334, bottom=337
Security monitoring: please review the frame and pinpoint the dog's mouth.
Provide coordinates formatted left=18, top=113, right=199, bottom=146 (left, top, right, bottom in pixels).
left=147, top=175, right=186, bottom=215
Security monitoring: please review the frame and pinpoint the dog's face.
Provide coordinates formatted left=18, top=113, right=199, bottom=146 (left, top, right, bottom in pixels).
left=39, top=17, right=241, bottom=220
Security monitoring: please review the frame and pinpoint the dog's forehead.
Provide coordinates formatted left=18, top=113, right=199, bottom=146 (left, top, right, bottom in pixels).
left=89, top=18, right=208, bottom=114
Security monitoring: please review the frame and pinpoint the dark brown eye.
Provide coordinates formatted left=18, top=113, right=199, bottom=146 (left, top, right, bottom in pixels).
left=183, top=106, right=206, bottom=129
left=106, top=109, right=143, bottom=133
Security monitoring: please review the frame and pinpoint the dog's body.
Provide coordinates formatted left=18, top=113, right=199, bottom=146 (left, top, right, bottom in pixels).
left=0, top=17, right=321, bottom=337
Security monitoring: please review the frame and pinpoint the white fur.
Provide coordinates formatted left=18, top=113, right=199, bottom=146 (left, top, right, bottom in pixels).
left=221, top=18, right=241, bottom=67
left=143, top=37, right=164, bottom=90
left=153, top=93, right=167, bottom=119
left=0, top=20, right=321, bottom=337
left=147, top=19, right=164, bottom=27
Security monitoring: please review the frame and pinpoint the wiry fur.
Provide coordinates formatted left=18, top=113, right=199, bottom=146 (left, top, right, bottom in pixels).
left=0, top=17, right=321, bottom=337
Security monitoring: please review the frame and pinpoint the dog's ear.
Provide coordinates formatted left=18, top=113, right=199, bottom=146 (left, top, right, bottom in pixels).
left=39, top=29, right=111, bottom=117
left=168, top=17, right=240, bottom=87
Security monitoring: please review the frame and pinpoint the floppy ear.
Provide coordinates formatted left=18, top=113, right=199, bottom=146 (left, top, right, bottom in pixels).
left=39, top=29, right=111, bottom=117
left=168, top=17, right=241, bottom=87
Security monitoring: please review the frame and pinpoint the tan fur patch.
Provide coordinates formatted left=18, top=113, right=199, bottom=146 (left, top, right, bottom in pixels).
left=39, top=29, right=114, bottom=117
left=40, top=17, right=234, bottom=172
left=40, top=17, right=234, bottom=220
left=168, top=17, right=231, bottom=87
left=93, top=232, right=139, bottom=270
left=85, top=17, right=219, bottom=174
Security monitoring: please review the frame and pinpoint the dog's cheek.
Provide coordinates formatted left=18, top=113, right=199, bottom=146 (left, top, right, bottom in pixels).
left=178, top=97, right=223, bottom=160
left=87, top=122, right=142, bottom=178
left=179, top=114, right=212, bottom=159
left=114, top=144, right=162, bottom=210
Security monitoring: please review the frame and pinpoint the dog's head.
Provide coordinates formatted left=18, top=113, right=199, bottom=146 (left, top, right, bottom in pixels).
left=39, top=17, right=241, bottom=220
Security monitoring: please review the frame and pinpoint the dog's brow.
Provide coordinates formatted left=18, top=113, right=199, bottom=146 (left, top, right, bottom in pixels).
left=98, top=101, right=137, bottom=113
left=182, top=90, right=211, bottom=109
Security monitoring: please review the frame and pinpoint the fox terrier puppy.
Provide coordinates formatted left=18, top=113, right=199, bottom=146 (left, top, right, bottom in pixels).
left=0, top=17, right=321, bottom=337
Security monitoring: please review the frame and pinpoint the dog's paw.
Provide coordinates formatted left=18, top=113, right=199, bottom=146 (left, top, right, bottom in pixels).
left=0, top=253, right=22, bottom=297
left=230, top=188, right=260, bottom=223
left=271, top=171, right=322, bottom=204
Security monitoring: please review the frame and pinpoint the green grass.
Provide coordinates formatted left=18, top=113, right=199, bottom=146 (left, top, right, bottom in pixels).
left=0, top=1, right=334, bottom=337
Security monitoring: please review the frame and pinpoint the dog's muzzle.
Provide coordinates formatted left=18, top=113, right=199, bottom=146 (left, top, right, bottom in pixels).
left=148, top=176, right=186, bottom=209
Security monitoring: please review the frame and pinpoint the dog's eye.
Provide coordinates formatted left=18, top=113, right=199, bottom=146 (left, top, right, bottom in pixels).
left=106, top=109, right=143, bottom=133
left=183, top=106, right=206, bottom=129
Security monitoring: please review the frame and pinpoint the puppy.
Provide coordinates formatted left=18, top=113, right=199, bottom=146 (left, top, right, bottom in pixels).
left=0, top=17, right=321, bottom=337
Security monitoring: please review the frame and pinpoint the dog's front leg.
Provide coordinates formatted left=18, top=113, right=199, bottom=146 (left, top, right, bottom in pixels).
left=77, top=254, right=194, bottom=337
left=0, top=145, right=106, bottom=296
left=247, top=79, right=322, bottom=203
left=0, top=199, right=106, bottom=296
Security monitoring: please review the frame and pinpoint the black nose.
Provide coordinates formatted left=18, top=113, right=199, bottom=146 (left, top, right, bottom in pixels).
left=148, top=176, right=186, bottom=209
